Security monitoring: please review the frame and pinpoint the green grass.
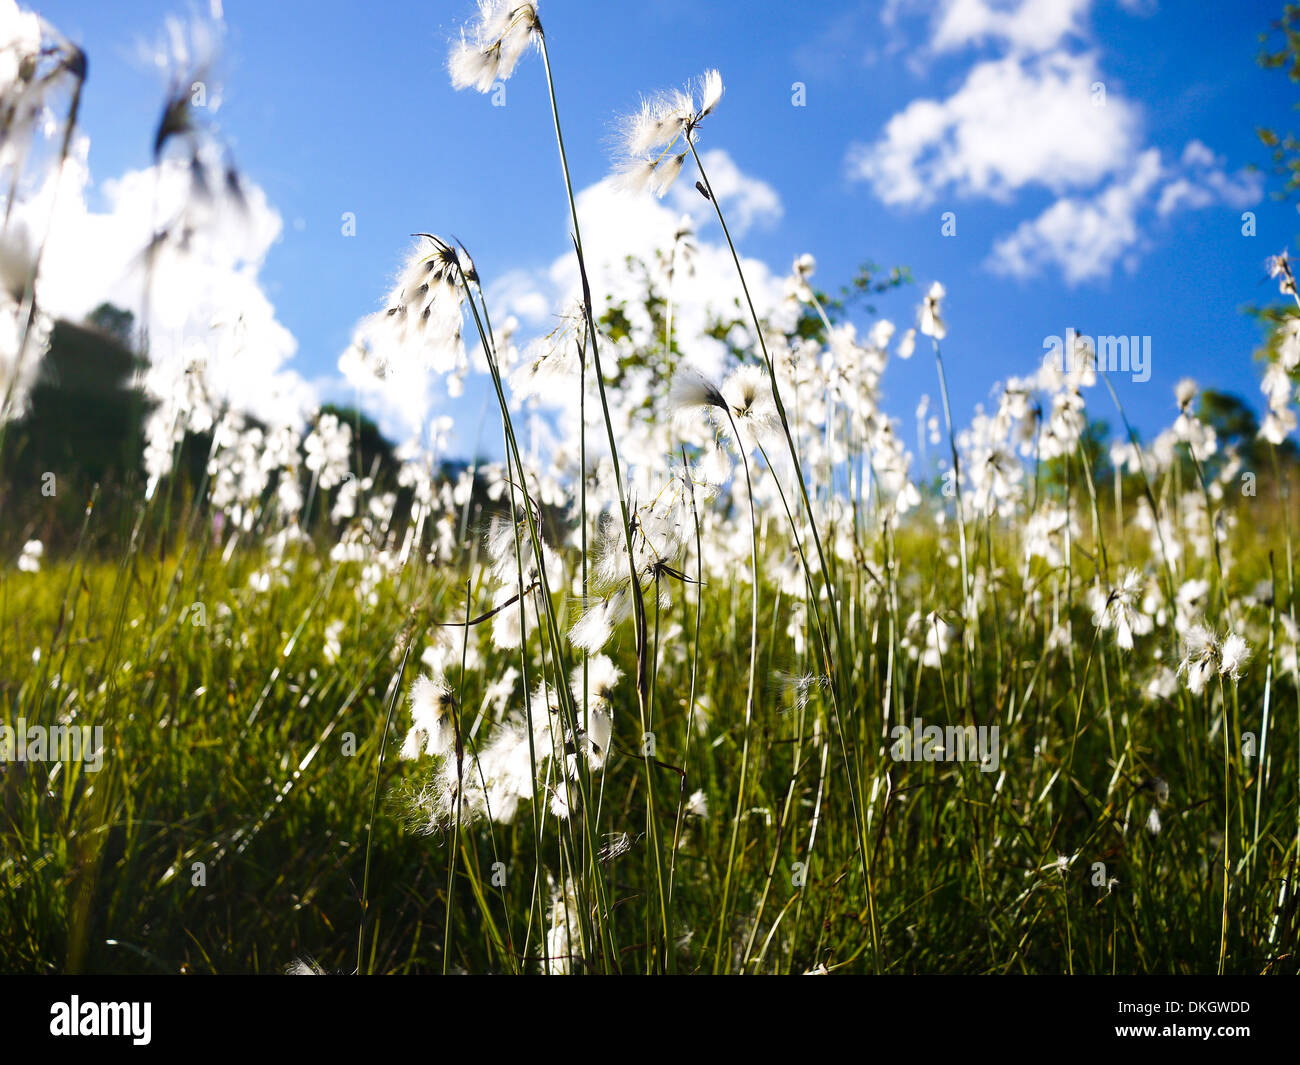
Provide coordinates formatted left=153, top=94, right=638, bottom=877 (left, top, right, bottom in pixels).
left=4, top=0, right=1299, bottom=977
left=3, top=489, right=1297, bottom=974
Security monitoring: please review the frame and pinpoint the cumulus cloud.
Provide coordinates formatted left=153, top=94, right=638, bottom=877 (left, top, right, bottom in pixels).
left=930, top=0, right=1093, bottom=54
left=17, top=137, right=313, bottom=428
left=494, top=148, right=783, bottom=349
left=848, top=50, right=1138, bottom=207
left=849, top=0, right=1262, bottom=284
left=987, top=148, right=1161, bottom=285
left=665, top=149, right=783, bottom=236
left=986, top=141, right=1262, bottom=285
left=1154, top=140, right=1263, bottom=217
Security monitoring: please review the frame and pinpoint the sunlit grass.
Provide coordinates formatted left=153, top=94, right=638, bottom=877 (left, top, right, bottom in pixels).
left=3, top=487, right=1297, bottom=973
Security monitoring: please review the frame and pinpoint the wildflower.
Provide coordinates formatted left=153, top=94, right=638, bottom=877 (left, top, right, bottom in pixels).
left=1261, top=361, right=1293, bottom=409
left=1147, top=776, right=1170, bottom=806
left=543, top=876, right=581, bottom=974
left=967, top=439, right=1022, bottom=514
left=17, top=538, right=42, bottom=572
left=1023, top=505, right=1076, bottom=568
left=408, top=756, right=489, bottom=832
left=686, top=789, right=709, bottom=819
left=481, top=512, right=556, bottom=648
left=903, top=609, right=955, bottom=670
left=668, top=365, right=727, bottom=415
left=1171, top=380, right=1218, bottom=460
left=304, top=412, right=353, bottom=491
left=1221, top=633, right=1251, bottom=679
left=869, top=319, right=895, bottom=351
left=786, top=253, right=816, bottom=303
left=1266, top=250, right=1296, bottom=297
left=1144, top=665, right=1178, bottom=701
left=448, top=1, right=542, bottom=93
left=670, top=363, right=777, bottom=454
left=1178, top=624, right=1250, bottom=694
left=611, top=69, right=723, bottom=197
left=351, top=235, right=473, bottom=389
left=475, top=716, right=536, bottom=824
left=716, top=365, right=779, bottom=453
left=322, top=619, right=344, bottom=664
left=1277, top=615, right=1300, bottom=678
left=482, top=666, right=520, bottom=719
left=919, top=281, right=946, bottom=340
left=571, top=651, right=621, bottom=701
left=330, top=473, right=370, bottom=523
left=599, top=832, right=635, bottom=863
left=400, top=672, right=458, bottom=760
left=570, top=654, right=620, bottom=769
left=775, top=671, right=828, bottom=715
left=1182, top=631, right=1215, bottom=691
left=1046, top=620, right=1073, bottom=653
left=1276, top=317, right=1300, bottom=372
left=896, top=327, right=916, bottom=360
left=569, top=584, right=634, bottom=653
left=509, top=301, right=586, bottom=400
left=1259, top=405, right=1297, bottom=446
left=0, top=230, right=52, bottom=426
left=1037, top=389, right=1086, bottom=461
left=1089, top=570, right=1153, bottom=650
left=1034, top=852, right=1076, bottom=878
left=1174, top=578, right=1209, bottom=628
left=0, top=2, right=84, bottom=171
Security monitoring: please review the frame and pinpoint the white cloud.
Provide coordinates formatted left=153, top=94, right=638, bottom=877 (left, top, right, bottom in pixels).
left=848, top=51, right=1139, bottom=207
left=469, top=150, right=791, bottom=457
left=986, top=140, right=1259, bottom=285
left=931, top=0, right=1093, bottom=54
left=489, top=268, right=553, bottom=323
left=20, top=138, right=313, bottom=428
left=1154, top=140, right=1262, bottom=216
left=334, top=336, right=442, bottom=447
left=852, top=0, right=1256, bottom=285
left=490, top=147, right=785, bottom=343
left=666, top=149, right=783, bottom=236
left=986, top=148, right=1162, bottom=284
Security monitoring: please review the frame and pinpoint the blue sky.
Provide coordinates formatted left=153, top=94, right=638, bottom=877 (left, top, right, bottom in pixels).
left=37, top=0, right=1300, bottom=456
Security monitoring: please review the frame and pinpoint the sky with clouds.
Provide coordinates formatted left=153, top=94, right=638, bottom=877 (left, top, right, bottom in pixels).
left=30, top=0, right=1299, bottom=455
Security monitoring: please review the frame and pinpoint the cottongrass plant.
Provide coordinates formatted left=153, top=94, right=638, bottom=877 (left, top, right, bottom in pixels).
left=5, top=0, right=1300, bottom=978
left=0, top=1, right=83, bottom=445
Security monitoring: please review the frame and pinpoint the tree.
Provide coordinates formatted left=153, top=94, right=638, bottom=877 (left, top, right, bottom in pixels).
left=1257, top=4, right=1300, bottom=207
left=1, top=306, right=151, bottom=547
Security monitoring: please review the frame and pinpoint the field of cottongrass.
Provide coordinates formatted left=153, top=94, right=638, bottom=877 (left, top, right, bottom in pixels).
left=4, top=2, right=1300, bottom=975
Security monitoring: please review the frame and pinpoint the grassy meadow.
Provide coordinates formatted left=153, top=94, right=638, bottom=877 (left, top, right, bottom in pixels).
left=3, top=1, right=1300, bottom=976
left=3, top=474, right=1300, bottom=974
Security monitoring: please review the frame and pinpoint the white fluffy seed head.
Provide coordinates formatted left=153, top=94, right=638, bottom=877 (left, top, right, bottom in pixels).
left=668, top=366, right=726, bottom=414
left=402, top=672, right=456, bottom=759
left=697, top=69, right=724, bottom=118
left=448, top=1, right=541, bottom=92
